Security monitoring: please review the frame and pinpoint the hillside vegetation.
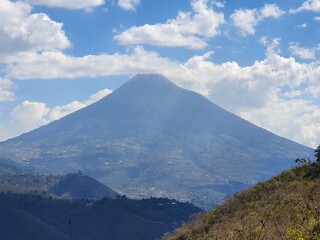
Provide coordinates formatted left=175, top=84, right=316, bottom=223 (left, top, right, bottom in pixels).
left=164, top=155, right=320, bottom=239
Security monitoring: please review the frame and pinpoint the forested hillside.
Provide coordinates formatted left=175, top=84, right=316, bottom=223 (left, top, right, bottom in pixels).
left=0, top=192, right=200, bottom=240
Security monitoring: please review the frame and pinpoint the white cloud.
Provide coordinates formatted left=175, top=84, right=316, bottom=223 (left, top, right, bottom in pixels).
left=212, top=0, right=224, bottom=8
left=289, top=42, right=317, bottom=60
left=117, top=0, right=140, bottom=11
left=259, top=4, right=285, bottom=19
left=88, top=88, right=113, bottom=103
left=114, top=0, right=225, bottom=49
left=262, top=37, right=282, bottom=56
left=230, top=9, right=258, bottom=35
left=282, top=90, right=303, bottom=98
left=297, top=23, right=308, bottom=28
left=48, top=88, right=112, bottom=121
left=239, top=98, right=320, bottom=148
left=0, top=78, right=15, bottom=102
left=0, top=0, right=70, bottom=55
left=231, top=4, right=284, bottom=36
left=11, top=100, right=50, bottom=131
left=0, top=122, right=20, bottom=142
left=306, top=81, right=320, bottom=98
left=315, top=16, right=320, bottom=21
left=4, top=47, right=181, bottom=80
left=290, top=0, right=320, bottom=14
left=48, top=101, right=87, bottom=122
left=301, top=123, right=320, bottom=148
left=11, top=89, right=112, bottom=132
left=26, top=0, right=105, bottom=10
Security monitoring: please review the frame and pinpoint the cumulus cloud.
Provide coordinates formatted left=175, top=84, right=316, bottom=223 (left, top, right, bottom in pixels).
left=11, top=89, right=112, bottom=132
left=11, top=100, right=50, bottom=131
left=282, top=90, right=303, bottom=98
left=239, top=98, right=320, bottom=148
left=289, top=42, right=317, bottom=60
left=179, top=38, right=318, bottom=113
left=260, top=37, right=282, bottom=56
left=0, top=0, right=70, bottom=56
left=0, top=121, right=20, bottom=142
left=26, top=0, right=104, bottom=10
left=315, top=16, right=320, bottom=21
left=48, top=88, right=112, bottom=121
left=290, top=0, right=320, bottom=14
left=4, top=47, right=181, bottom=80
left=114, top=0, right=225, bottom=49
left=231, top=4, right=285, bottom=36
left=117, top=0, right=140, bottom=11
left=297, top=23, right=308, bottom=28
left=301, top=122, right=320, bottom=148
left=259, top=4, right=285, bottom=18
left=306, top=80, right=320, bottom=98
left=0, top=78, right=15, bottom=102
left=212, top=0, right=224, bottom=8
left=230, top=9, right=258, bottom=35
left=48, top=101, right=87, bottom=122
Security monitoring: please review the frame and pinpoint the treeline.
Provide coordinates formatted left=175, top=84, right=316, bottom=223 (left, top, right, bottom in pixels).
left=0, top=191, right=200, bottom=240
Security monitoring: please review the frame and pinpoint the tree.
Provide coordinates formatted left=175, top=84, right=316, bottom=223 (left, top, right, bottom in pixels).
left=315, top=145, right=320, bottom=162
left=295, top=158, right=311, bottom=166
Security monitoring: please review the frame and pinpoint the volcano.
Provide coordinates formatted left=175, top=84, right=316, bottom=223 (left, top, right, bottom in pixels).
left=0, top=74, right=312, bottom=208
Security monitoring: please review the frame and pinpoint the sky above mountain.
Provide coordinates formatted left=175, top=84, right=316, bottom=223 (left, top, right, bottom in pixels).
left=0, top=0, right=319, bottom=148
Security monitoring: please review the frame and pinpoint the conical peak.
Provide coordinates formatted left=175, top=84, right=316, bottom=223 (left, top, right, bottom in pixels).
left=106, top=73, right=181, bottom=101
left=124, top=73, right=176, bottom=89
left=131, top=73, right=170, bottom=82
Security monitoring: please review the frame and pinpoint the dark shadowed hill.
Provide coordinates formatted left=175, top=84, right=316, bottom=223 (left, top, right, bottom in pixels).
left=0, top=205, right=69, bottom=240
left=0, top=192, right=200, bottom=240
left=0, top=163, right=119, bottom=199
left=0, top=74, right=312, bottom=208
left=48, top=172, right=119, bottom=199
left=163, top=161, right=320, bottom=240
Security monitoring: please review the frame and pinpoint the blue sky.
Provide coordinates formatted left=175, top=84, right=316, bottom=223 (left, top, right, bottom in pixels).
left=0, top=0, right=319, bottom=147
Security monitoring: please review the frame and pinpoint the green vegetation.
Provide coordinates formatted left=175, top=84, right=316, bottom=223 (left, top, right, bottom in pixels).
left=164, top=146, right=320, bottom=240
left=315, top=145, right=320, bottom=162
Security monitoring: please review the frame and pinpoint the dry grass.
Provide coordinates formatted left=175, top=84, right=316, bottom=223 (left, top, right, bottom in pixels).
left=164, top=163, right=320, bottom=240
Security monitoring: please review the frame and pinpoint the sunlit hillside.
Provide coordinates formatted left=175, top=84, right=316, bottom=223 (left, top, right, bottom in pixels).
left=164, top=149, right=320, bottom=239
